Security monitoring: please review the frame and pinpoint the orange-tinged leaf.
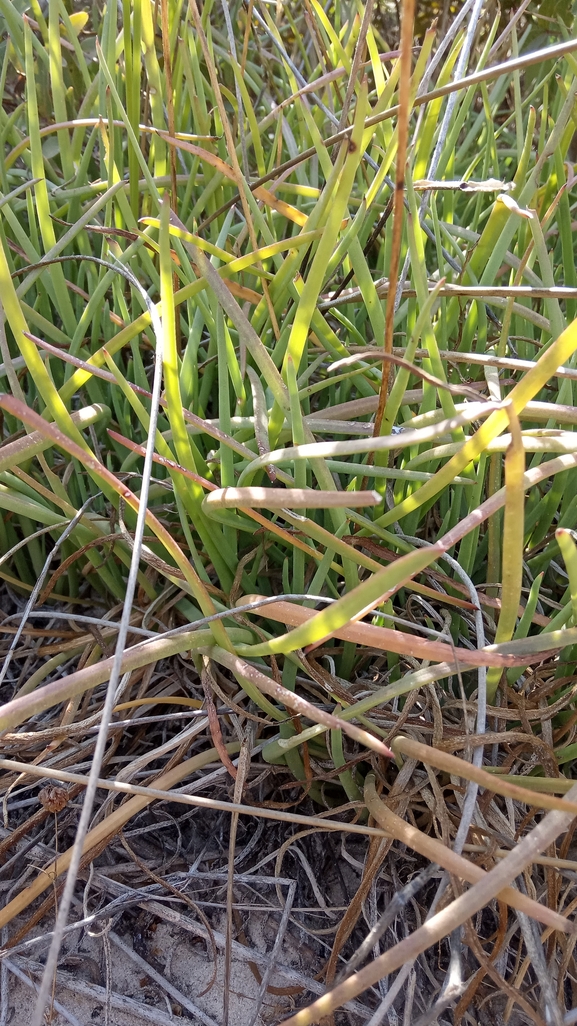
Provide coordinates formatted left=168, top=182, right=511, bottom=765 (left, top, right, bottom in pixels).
left=223, top=279, right=261, bottom=304
left=253, top=186, right=309, bottom=226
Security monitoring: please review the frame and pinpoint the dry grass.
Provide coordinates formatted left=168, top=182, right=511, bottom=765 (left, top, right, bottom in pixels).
left=2, top=1, right=577, bottom=1024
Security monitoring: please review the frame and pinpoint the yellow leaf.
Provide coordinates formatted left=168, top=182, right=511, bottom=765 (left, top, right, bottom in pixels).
left=66, top=11, right=89, bottom=36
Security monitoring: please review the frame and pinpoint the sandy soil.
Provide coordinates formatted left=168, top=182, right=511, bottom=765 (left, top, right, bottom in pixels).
left=3, top=915, right=308, bottom=1026
left=4, top=941, right=287, bottom=1025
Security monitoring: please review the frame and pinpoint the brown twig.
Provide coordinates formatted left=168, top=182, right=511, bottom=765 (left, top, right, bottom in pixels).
left=373, top=0, right=416, bottom=440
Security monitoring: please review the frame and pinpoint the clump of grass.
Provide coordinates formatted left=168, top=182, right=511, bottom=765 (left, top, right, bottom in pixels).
left=3, top=1, right=577, bottom=1023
